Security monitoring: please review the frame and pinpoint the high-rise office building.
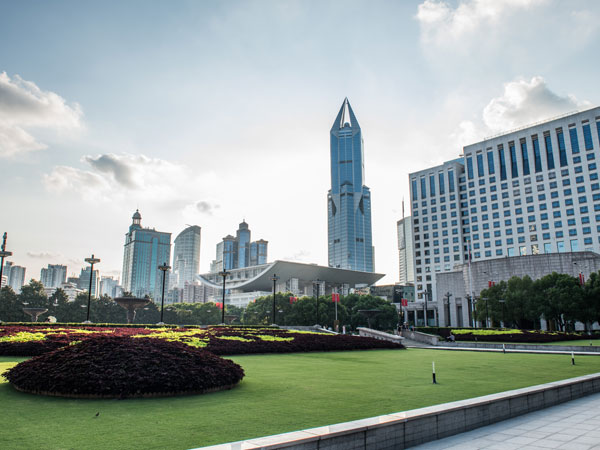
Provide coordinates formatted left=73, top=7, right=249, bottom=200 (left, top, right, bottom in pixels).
left=121, top=210, right=171, bottom=299
left=3, top=261, right=26, bottom=293
left=172, top=225, right=201, bottom=303
left=78, top=267, right=100, bottom=298
left=100, top=276, right=119, bottom=297
left=211, top=221, right=268, bottom=273
left=40, top=264, right=67, bottom=288
left=409, top=107, right=600, bottom=302
left=397, top=214, right=414, bottom=284
left=327, top=98, right=374, bottom=272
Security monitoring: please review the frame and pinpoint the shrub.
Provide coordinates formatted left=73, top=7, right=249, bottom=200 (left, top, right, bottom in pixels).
left=4, top=336, right=244, bottom=398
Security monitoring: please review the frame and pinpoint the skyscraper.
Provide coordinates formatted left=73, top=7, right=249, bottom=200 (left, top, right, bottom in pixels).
left=211, top=221, right=268, bottom=273
left=121, top=210, right=171, bottom=299
left=172, top=225, right=201, bottom=289
left=328, top=98, right=374, bottom=272
left=40, top=264, right=67, bottom=288
left=2, top=261, right=26, bottom=293
left=78, top=267, right=100, bottom=297
left=397, top=214, right=414, bottom=284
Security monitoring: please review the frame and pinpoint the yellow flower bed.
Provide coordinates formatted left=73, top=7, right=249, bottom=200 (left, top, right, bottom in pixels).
left=452, top=328, right=522, bottom=335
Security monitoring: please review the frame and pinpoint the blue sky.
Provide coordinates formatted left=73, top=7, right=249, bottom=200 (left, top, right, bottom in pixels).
left=1, top=0, right=599, bottom=284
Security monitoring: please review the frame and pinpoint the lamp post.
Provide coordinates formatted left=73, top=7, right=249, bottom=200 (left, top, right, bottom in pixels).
left=423, top=290, right=431, bottom=327
left=499, top=299, right=506, bottom=328
left=83, top=254, right=100, bottom=323
left=444, top=292, right=452, bottom=327
left=270, top=274, right=279, bottom=325
left=483, top=297, right=489, bottom=328
left=313, top=280, right=321, bottom=325
left=218, top=270, right=229, bottom=325
left=0, top=232, right=13, bottom=288
left=158, top=262, right=171, bottom=325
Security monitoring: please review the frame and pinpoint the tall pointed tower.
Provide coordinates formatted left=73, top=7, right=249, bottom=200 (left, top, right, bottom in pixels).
left=328, top=98, right=374, bottom=272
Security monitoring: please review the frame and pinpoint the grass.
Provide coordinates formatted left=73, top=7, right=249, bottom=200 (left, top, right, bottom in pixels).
left=1, top=349, right=600, bottom=449
left=470, top=339, right=600, bottom=346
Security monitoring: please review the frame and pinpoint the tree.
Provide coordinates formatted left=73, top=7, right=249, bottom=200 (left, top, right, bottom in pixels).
left=0, top=286, right=20, bottom=322
left=476, top=281, right=507, bottom=327
left=533, top=272, right=581, bottom=331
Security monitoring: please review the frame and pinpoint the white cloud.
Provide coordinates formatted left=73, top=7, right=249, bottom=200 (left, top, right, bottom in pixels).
left=416, top=0, right=546, bottom=44
left=482, top=76, right=589, bottom=133
left=43, top=152, right=220, bottom=209
left=0, top=72, right=83, bottom=157
left=26, top=251, right=61, bottom=259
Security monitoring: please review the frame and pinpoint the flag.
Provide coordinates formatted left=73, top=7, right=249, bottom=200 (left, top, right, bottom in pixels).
left=289, top=296, right=298, bottom=304
left=401, top=298, right=408, bottom=307
left=579, top=273, right=585, bottom=285
left=488, top=281, right=495, bottom=288
left=216, top=302, right=223, bottom=310
left=332, top=293, right=340, bottom=302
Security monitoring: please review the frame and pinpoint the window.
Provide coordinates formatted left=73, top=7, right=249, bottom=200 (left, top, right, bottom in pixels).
left=569, top=127, right=580, bottom=154
left=420, top=177, right=426, bottom=199
left=532, top=135, right=542, bottom=172
left=570, top=239, right=579, bottom=252
left=544, top=132, right=555, bottom=170
left=519, top=140, right=529, bottom=176
left=448, top=169, right=455, bottom=192
left=583, top=124, right=594, bottom=150
left=557, top=128, right=568, bottom=166
left=412, top=179, right=418, bottom=200
left=487, top=150, right=495, bottom=175
left=429, top=174, right=435, bottom=196
left=498, top=146, right=507, bottom=181
left=438, top=172, right=445, bottom=194
left=477, top=153, right=485, bottom=177
left=467, top=156, right=474, bottom=179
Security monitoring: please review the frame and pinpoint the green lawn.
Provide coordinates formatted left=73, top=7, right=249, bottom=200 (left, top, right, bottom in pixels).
left=472, top=339, right=600, bottom=346
left=1, top=349, right=600, bottom=450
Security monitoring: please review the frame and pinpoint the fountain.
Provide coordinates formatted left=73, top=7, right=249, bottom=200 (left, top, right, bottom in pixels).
left=358, top=309, right=381, bottom=329
left=114, top=297, right=151, bottom=324
left=22, top=307, right=48, bottom=322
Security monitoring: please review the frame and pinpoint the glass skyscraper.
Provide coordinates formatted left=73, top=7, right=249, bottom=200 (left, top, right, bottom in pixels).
left=328, top=98, right=374, bottom=272
left=121, top=210, right=171, bottom=299
left=172, top=225, right=201, bottom=289
left=211, top=221, right=268, bottom=273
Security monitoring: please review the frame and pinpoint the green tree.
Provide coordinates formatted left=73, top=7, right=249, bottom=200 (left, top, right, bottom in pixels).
left=0, top=285, right=21, bottom=322
left=476, top=281, right=507, bottom=327
left=533, top=272, right=581, bottom=331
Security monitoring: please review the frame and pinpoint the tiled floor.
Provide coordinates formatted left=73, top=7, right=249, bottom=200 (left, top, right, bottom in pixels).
left=411, top=392, right=600, bottom=449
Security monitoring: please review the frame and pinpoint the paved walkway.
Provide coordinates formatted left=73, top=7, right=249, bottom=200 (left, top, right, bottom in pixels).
left=412, top=392, right=600, bottom=449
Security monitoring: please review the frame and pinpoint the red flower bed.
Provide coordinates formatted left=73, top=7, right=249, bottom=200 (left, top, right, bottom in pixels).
left=4, top=336, right=245, bottom=398
left=0, top=325, right=404, bottom=356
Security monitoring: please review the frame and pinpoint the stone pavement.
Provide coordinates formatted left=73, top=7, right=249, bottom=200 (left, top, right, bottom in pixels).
left=412, top=392, right=600, bottom=450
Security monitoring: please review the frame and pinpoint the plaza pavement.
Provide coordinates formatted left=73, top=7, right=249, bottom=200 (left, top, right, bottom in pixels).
left=411, top=391, right=600, bottom=450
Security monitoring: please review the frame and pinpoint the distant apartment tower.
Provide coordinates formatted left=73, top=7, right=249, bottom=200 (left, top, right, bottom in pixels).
left=327, top=98, right=374, bottom=272
left=211, top=221, right=268, bottom=273
left=100, top=276, right=119, bottom=297
left=78, top=267, right=100, bottom=298
left=409, top=107, right=600, bottom=302
left=172, top=225, right=201, bottom=290
left=2, top=261, right=26, bottom=293
left=122, top=210, right=171, bottom=299
left=397, top=215, right=414, bottom=284
left=40, top=264, right=67, bottom=288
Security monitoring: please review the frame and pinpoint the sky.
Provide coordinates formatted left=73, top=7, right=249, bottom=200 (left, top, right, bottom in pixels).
left=1, top=0, right=600, bottom=285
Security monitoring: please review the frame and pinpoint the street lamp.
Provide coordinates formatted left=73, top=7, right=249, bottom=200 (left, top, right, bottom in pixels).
left=499, top=299, right=506, bottom=328
left=0, top=232, right=13, bottom=288
left=313, top=280, right=321, bottom=326
left=83, top=254, right=100, bottom=324
left=444, top=292, right=452, bottom=327
left=270, top=274, right=279, bottom=325
left=218, top=270, right=229, bottom=325
left=158, top=262, right=171, bottom=325
left=483, top=297, right=489, bottom=328
left=423, top=290, right=431, bottom=327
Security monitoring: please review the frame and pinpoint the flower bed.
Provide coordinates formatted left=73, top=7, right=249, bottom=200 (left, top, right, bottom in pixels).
left=418, top=326, right=598, bottom=343
left=4, top=336, right=245, bottom=398
left=0, top=325, right=404, bottom=356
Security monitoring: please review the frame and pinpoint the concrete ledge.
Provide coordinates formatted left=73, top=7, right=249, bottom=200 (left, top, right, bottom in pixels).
left=193, top=372, right=600, bottom=450
left=357, top=328, right=404, bottom=344
left=441, top=341, right=600, bottom=353
left=400, top=330, right=439, bottom=345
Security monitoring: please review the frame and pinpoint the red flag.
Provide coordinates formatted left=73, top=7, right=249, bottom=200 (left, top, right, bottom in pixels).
left=332, top=293, right=340, bottom=302
left=216, top=302, right=223, bottom=310
left=401, top=298, right=408, bottom=307
left=579, top=273, right=585, bottom=285
left=289, top=296, right=298, bottom=304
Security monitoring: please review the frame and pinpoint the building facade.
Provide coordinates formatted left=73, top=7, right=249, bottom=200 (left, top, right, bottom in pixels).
left=210, top=221, right=268, bottom=273
left=397, top=215, right=414, bottom=284
left=100, top=276, right=119, bottom=297
left=78, top=267, right=100, bottom=298
left=172, top=225, right=201, bottom=292
left=40, top=264, right=67, bottom=288
left=409, top=107, right=600, bottom=303
left=2, top=261, right=26, bottom=293
left=328, top=98, right=374, bottom=272
left=121, top=210, right=171, bottom=299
